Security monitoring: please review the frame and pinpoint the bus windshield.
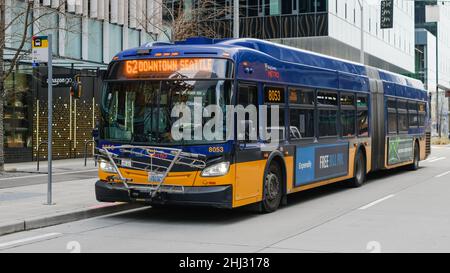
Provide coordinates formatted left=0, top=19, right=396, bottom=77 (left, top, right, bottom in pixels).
left=101, top=80, right=233, bottom=145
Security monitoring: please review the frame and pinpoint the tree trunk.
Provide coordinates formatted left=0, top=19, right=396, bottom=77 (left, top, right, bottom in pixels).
left=0, top=0, right=6, bottom=171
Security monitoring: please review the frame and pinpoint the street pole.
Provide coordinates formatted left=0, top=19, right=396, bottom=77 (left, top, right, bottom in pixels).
left=436, top=22, right=441, bottom=138
left=233, top=0, right=239, bottom=39
left=358, top=0, right=364, bottom=64
left=0, top=0, right=5, bottom=172
left=47, top=34, right=53, bottom=205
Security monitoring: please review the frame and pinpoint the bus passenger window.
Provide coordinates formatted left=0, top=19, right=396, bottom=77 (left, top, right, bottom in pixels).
left=408, top=101, right=418, bottom=129
left=340, top=93, right=356, bottom=137
left=238, top=84, right=258, bottom=142
left=398, top=112, right=408, bottom=132
left=398, top=100, right=408, bottom=133
left=238, top=85, right=258, bottom=107
left=266, top=108, right=286, bottom=141
left=290, top=88, right=314, bottom=105
left=317, top=91, right=338, bottom=137
left=418, top=102, right=426, bottom=127
left=387, top=98, right=397, bottom=134
left=319, top=109, right=337, bottom=137
left=357, top=95, right=369, bottom=137
left=290, top=108, right=314, bottom=139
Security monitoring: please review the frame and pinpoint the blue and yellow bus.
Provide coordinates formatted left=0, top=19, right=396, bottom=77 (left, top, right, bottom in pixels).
left=95, top=37, right=431, bottom=213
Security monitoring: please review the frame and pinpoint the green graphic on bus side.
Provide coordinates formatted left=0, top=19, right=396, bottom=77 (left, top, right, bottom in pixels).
left=388, top=136, right=414, bottom=165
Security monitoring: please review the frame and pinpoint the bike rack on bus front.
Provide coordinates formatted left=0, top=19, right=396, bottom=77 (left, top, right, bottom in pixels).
left=97, top=145, right=206, bottom=199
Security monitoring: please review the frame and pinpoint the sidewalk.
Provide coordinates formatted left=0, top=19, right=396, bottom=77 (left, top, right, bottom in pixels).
left=0, top=159, right=145, bottom=236
left=4, top=157, right=98, bottom=174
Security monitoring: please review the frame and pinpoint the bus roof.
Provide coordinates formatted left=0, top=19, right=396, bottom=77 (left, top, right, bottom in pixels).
left=114, top=37, right=427, bottom=96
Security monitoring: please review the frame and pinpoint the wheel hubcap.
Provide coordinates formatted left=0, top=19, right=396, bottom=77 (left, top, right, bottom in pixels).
left=265, top=173, right=280, bottom=201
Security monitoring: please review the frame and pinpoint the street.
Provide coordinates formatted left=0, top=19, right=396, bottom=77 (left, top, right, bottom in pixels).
left=0, top=146, right=449, bottom=253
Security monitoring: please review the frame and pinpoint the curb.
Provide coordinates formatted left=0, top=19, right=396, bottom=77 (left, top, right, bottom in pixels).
left=0, top=203, right=146, bottom=237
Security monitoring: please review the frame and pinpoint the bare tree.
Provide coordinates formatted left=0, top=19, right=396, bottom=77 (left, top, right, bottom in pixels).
left=135, top=0, right=231, bottom=42
left=0, top=0, right=80, bottom=171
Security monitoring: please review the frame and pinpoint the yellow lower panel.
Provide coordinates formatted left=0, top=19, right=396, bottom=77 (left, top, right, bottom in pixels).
left=419, top=138, right=426, bottom=161
left=98, top=168, right=199, bottom=186
left=234, top=160, right=266, bottom=202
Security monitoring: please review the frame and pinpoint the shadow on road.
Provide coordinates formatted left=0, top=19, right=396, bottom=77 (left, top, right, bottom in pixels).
left=104, top=166, right=425, bottom=224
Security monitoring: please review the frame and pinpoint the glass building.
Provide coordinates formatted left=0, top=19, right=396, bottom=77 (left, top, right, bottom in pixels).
left=164, top=0, right=416, bottom=75
left=2, top=0, right=162, bottom=163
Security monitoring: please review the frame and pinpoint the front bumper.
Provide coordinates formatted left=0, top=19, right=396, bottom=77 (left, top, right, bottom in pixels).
left=95, top=181, right=233, bottom=209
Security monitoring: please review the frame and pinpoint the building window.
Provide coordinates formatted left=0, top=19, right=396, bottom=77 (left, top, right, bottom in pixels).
left=316, top=0, right=327, bottom=12
left=64, top=14, right=82, bottom=59
left=88, top=19, right=103, bottom=63
left=268, top=0, right=280, bottom=15
left=108, top=24, right=123, bottom=61
left=4, top=67, right=33, bottom=150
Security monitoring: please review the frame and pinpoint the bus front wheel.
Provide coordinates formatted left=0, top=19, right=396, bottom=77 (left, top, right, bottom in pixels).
left=260, top=162, right=282, bottom=213
left=349, top=150, right=366, bottom=188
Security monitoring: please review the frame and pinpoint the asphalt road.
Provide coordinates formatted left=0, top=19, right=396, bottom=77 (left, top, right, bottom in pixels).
left=1, top=146, right=450, bottom=253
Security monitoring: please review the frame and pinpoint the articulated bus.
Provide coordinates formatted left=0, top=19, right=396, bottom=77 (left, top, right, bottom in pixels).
left=95, top=37, right=431, bottom=213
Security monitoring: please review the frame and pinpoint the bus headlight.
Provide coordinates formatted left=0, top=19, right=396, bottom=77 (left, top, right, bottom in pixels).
left=201, top=162, right=230, bottom=177
left=99, top=160, right=117, bottom=174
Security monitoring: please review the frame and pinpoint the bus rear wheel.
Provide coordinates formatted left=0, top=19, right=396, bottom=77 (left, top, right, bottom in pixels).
left=349, top=150, right=366, bottom=188
left=409, top=143, right=420, bottom=171
left=260, top=162, right=282, bottom=213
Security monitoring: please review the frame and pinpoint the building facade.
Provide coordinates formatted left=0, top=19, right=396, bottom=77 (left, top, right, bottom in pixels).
left=2, top=0, right=162, bottom=162
left=164, top=0, right=416, bottom=75
left=415, top=1, right=450, bottom=137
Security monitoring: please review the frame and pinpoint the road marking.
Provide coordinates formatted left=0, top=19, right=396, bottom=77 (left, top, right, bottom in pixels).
left=428, top=157, right=446, bottom=163
left=358, top=195, right=395, bottom=210
left=0, top=233, right=61, bottom=249
left=435, top=171, right=450, bottom=178
left=422, top=156, right=436, bottom=163
left=432, top=146, right=450, bottom=149
left=0, top=169, right=97, bottom=182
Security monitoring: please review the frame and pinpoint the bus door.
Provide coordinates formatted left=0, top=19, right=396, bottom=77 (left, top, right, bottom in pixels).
left=234, top=83, right=263, bottom=201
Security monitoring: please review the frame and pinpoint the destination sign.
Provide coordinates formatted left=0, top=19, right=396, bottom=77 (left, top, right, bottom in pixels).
left=124, top=58, right=214, bottom=77
left=105, top=58, right=233, bottom=80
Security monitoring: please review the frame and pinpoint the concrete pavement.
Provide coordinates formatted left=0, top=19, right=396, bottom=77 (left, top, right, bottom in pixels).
left=0, top=146, right=449, bottom=253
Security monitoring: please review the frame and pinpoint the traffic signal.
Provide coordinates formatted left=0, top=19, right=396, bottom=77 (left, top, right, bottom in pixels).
left=70, top=76, right=82, bottom=99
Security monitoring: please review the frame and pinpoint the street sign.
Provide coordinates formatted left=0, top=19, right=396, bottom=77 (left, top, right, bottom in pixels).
left=380, top=0, right=394, bottom=29
left=32, top=36, right=49, bottom=63
left=32, top=34, right=54, bottom=205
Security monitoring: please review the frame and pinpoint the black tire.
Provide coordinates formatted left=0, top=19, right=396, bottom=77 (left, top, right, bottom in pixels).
left=409, top=143, right=420, bottom=171
left=349, top=150, right=366, bottom=188
left=260, top=162, right=283, bottom=213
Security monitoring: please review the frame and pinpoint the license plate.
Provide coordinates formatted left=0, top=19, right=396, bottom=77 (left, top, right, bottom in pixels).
left=148, top=173, right=164, bottom=183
